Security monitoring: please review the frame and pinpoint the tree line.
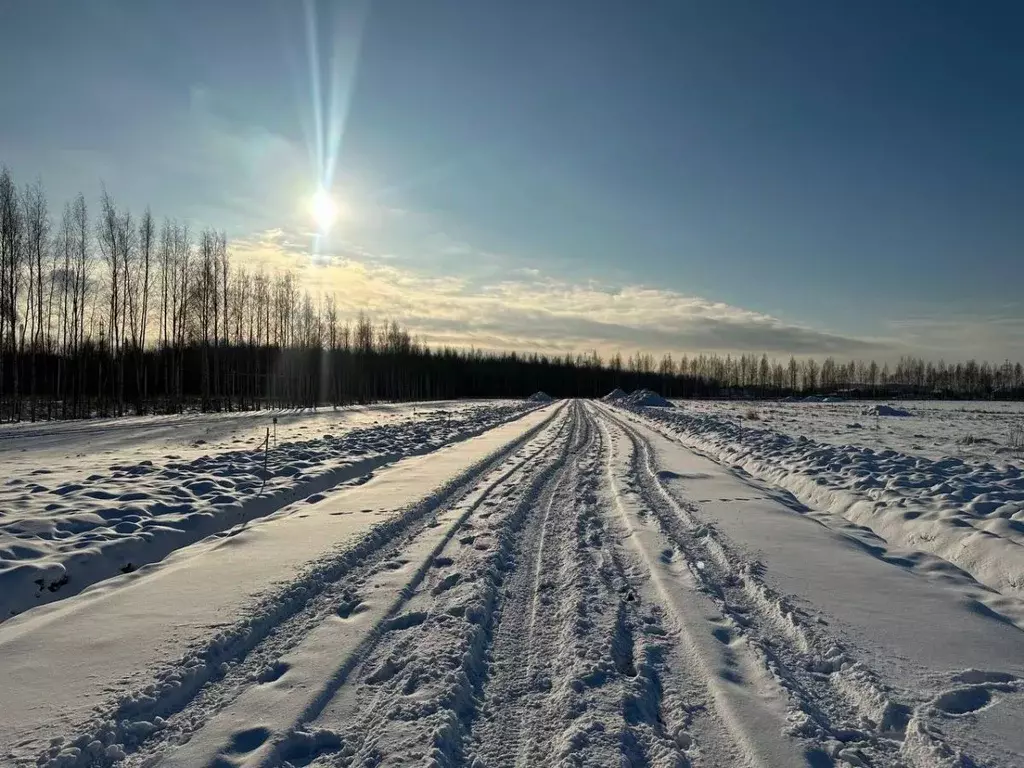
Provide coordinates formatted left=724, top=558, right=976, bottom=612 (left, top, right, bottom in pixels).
left=1, top=165, right=1022, bottom=422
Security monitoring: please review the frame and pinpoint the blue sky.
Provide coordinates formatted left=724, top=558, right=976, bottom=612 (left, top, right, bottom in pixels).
left=2, top=0, right=1022, bottom=360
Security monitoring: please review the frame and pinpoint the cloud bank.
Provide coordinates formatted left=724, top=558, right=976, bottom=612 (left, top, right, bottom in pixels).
left=230, top=231, right=896, bottom=359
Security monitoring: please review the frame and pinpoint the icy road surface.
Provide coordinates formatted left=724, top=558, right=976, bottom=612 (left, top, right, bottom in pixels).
left=2, top=400, right=1023, bottom=767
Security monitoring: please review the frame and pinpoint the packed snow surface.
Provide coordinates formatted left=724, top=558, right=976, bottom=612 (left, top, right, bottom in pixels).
left=2, top=398, right=1024, bottom=767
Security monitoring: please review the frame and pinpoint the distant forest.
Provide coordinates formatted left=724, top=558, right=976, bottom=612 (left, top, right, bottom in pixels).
left=1, top=166, right=1022, bottom=422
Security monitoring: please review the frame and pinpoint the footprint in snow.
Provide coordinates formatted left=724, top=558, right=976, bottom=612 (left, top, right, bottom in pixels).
left=226, top=726, right=270, bottom=754
left=257, top=661, right=290, bottom=683
left=933, top=686, right=994, bottom=715
left=432, top=572, right=462, bottom=595
left=954, top=669, right=1016, bottom=685
left=337, top=599, right=366, bottom=619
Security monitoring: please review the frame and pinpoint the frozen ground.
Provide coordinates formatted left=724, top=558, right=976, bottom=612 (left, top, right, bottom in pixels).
left=1, top=398, right=1023, bottom=767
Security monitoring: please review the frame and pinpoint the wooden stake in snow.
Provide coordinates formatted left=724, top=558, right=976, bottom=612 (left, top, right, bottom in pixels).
left=259, top=426, right=270, bottom=495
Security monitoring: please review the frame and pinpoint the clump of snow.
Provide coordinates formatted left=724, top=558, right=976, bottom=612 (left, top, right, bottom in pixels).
left=527, top=392, right=554, bottom=403
left=623, top=389, right=674, bottom=408
left=862, top=403, right=912, bottom=417
left=602, top=388, right=628, bottom=402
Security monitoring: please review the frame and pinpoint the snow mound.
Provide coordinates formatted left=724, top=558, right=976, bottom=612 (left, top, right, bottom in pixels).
left=527, top=391, right=554, bottom=403
left=624, top=389, right=674, bottom=408
left=862, top=403, right=912, bottom=417
left=602, top=388, right=627, bottom=402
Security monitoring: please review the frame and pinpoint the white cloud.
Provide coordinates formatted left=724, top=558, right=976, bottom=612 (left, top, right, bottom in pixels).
left=229, top=231, right=898, bottom=359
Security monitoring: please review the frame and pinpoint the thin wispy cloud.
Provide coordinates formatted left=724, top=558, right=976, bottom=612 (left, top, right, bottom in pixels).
left=886, top=312, right=1024, bottom=360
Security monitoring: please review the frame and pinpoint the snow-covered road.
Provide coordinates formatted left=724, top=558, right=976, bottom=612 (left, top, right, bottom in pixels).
left=2, top=400, right=1023, bottom=767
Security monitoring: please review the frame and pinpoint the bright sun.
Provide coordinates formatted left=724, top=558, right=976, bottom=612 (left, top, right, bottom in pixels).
left=310, top=188, right=338, bottom=231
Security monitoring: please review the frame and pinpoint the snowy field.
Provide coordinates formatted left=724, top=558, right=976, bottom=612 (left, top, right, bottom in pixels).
left=2, top=397, right=1024, bottom=767
left=0, top=402, right=529, bottom=618
left=685, top=399, right=1024, bottom=466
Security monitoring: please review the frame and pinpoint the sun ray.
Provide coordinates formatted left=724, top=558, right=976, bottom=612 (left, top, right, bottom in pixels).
left=299, top=0, right=370, bottom=250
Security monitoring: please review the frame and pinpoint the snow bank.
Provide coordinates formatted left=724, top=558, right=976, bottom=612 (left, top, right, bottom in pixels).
left=621, top=389, right=674, bottom=408
left=862, top=403, right=912, bottom=417
left=0, top=401, right=533, bottom=621
left=601, top=388, right=627, bottom=402
left=527, top=391, right=554, bottom=403
left=632, top=407, right=1024, bottom=598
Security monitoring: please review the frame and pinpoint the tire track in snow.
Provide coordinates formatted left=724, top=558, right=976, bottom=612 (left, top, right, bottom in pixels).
left=279, top=403, right=582, bottom=767
left=268, top=405, right=577, bottom=765
left=581, top=415, right=702, bottom=768
left=595, top=403, right=807, bottom=767
left=525, top=404, right=693, bottom=768
left=33, top=399, right=992, bottom=768
left=33, top=404, right=569, bottom=768
left=468, top=402, right=601, bottom=767
left=598, top=403, right=978, bottom=767
left=470, top=403, right=695, bottom=768
left=154, top=405, right=574, bottom=768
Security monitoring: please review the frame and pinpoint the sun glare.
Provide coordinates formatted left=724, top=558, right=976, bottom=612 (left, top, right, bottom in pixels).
left=310, top=188, right=338, bottom=231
